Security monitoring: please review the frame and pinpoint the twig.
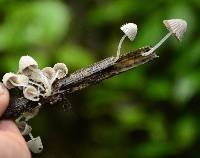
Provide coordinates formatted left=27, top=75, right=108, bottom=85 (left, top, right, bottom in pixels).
left=1, top=46, right=158, bottom=120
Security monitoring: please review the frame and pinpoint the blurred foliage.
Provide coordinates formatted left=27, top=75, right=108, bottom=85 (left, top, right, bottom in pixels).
left=0, top=0, right=200, bottom=158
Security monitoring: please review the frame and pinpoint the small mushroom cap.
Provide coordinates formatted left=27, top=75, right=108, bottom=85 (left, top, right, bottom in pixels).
left=120, top=23, right=138, bottom=41
left=27, top=136, right=43, bottom=153
left=2, top=73, right=29, bottom=89
left=42, top=67, right=56, bottom=80
left=19, top=56, right=38, bottom=74
left=23, top=86, right=39, bottom=101
left=163, top=19, right=187, bottom=41
left=2, top=73, right=18, bottom=89
left=16, top=121, right=32, bottom=136
left=53, top=63, right=68, bottom=79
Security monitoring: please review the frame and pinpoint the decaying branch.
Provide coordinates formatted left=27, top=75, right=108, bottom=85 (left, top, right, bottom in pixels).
left=1, top=46, right=158, bottom=120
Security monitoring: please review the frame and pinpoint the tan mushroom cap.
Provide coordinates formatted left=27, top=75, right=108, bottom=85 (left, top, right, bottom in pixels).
left=53, top=63, right=68, bottom=79
left=2, top=73, right=29, bottom=89
left=23, top=85, right=39, bottom=101
left=19, top=56, right=38, bottom=74
left=120, top=23, right=138, bottom=41
left=42, top=67, right=56, bottom=80
left=163, top=19, right=187, bottom=41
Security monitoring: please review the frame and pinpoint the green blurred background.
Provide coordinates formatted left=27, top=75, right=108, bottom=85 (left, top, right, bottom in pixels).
left=0, top=0, right=200, bottom=158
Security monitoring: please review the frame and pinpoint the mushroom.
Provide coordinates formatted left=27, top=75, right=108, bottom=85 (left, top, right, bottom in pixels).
left=16, top=121, right=32, bottom=136
left=18, top=56, right=45, bottom=83
left=18, top=56, right=54, bottom=96
left=116, top=23, right=138, bottom=60
left=27, top=134, right=43, bottom=154
left=23, top=85, right=40, bottom=101
left=53, top=63, right=68, bottom=80
left=142, top=19, right=187, bottom=56
left=42, top=67, right=56, bottom=81
left=19, top=56, right=38, bottom=75
left=2, top=73, right=29, bottom=89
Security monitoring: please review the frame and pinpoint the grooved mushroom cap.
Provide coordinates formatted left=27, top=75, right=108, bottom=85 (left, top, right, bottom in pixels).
left=2, top=73, right=29, bottom=89
left=23, top=86, right=39, bottom=101
left=19, top=56, right=38, bottom=74
left=163, top=19, right=187, bottom=41
left=17, top=121, right=32, bottom=136
left=53, top=63, right=68, bottom=79
left=42, top=67, right=56, bottom=80
left=120, top=23, right=138, bottom=41
left=27, top=136, right=43, bottom=154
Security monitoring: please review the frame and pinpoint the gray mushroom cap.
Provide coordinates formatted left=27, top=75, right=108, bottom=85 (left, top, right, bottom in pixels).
left=19, top=56, right=38, bottom=74
left=163, top=19, right=187, bottom=41
left=23, top=85, right=39, bottom=101
left=120, top=23, right=138, bottom=41
left=53, top=63, right=68, bottom=79
left=27, top=136, right=43, bottom=154
left=2, top=73, right=29, bottom=89
left=42, top=67, right=56, bottom=80
left=16, top=121, right=32, bottom=136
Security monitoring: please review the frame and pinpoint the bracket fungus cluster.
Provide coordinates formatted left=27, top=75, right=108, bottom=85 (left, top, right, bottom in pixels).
left=2, top=56, right=68, bottom=101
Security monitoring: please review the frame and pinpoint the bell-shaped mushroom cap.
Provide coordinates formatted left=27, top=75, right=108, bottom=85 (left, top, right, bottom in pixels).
left=2, top=73, right=18, bottom=89
left=23, top=86, right=39, bottom=101
left=19, top=56, right=38, bottom=74
left=120, top=23, right=138, bottom=41
left=53, top=63, right=68, bottom=79
left=17, top=121, right=32, bottom=136
left=27, top=136, right=43, bottom=153
left=2, top=73, right=29, bottom=89
left=163, top=19, right=187, bottom=41
left=42, top=67, right=56, bottom=80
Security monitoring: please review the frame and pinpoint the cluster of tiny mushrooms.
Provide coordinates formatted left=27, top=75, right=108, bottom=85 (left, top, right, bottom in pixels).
left=1, top=19, right=187, bottom=154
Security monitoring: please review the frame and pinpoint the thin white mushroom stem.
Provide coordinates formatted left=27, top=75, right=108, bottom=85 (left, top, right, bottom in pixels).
left=30, top=67, right=52, bottom=97
left=28, top=80, right=45, bottom=91
left=15, top=115, right=23, bottom=123
left=9, top=80, right=28, bottom=88
left=34, top=70, right=52, bottom=97
left=116, top=34, right=127, bottom=60
left=28, top=67, right=49, bottom=87
left=50, top=71, right=60, bottom=85
left=143, top=32, right=173, bottom=56
left=29, top=133, right=34, bottom=140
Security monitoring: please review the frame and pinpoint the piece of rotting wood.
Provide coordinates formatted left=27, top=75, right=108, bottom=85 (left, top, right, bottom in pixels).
left=1, top=46, right=158, bottom=120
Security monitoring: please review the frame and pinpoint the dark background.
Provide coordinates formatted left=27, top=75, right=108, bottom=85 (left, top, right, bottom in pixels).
left=0, top=0, right=200, bottom=158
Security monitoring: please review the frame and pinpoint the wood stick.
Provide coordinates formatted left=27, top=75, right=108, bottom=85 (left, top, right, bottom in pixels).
left=1, top=46, right=158, bottom=120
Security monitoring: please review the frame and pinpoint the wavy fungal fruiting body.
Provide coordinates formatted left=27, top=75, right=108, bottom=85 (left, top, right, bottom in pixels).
left=2, top=56, right=68, bottom=101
